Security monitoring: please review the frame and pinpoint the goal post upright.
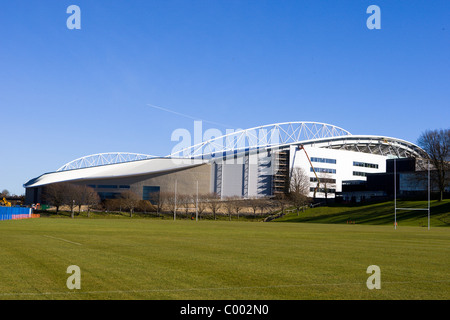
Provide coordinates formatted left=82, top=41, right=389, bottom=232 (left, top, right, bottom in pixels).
left=394, top=158, right=431, bottom=230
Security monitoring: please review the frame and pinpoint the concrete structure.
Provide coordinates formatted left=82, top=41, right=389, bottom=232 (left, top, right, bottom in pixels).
left=24, top=122, right=428, bottom=204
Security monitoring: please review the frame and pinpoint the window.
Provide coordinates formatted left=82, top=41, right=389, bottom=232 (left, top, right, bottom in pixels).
left=311, top=157, right=336, bottom=164
left=353, top=171, right=368, bottom=177
left=97, top=185, right=118, bottom=189
left=143, top=186, right=161, bottom=203
left=310, top=187, right=336, bottom=193
left=119, top=185, right=130, bottom=189
left=98, top=192, right=120, bottom=200
left=310, top=177, right=336, bottom=183
left=311, top=167, right=336, bottom=174
left=353, top=161, right=378, bottom=169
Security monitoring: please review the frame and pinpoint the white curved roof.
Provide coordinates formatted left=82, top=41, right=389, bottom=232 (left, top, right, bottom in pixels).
left=24, top=157, right=207, bottom=188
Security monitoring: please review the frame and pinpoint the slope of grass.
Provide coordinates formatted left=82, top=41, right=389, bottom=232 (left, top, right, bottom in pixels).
left=0, top=218, right=448, bottom=300
left=274, top=200, right=450, bottom=227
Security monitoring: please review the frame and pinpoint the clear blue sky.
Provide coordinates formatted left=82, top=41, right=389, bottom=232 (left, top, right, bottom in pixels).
left=0, top=0, right=449, bottom=195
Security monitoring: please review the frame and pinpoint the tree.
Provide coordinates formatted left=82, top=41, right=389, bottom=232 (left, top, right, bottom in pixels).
left=150, top=191, right=165, bottom=215
left=84, top=187, right=100, bottom=218
left=417, top=128, right=450, bottom=201
left=72, top=185, right=88, bottom=215
left=318, top=173, right=336, bottom=204
left=230, top=198, right=244, bottom=220
left=289, top=167, right=310, bottom=215
left=248, top=197, right=260, bottom=216
left=165, top=192, right=178, bottom=220
left=192, top=194, right=207, bottom=220
left=178, top=194, right=191, bottom=217
left=1, top=189, right=10, bottom=198
left=121, top=191, right=140, bottom=217
left=224, top=197, right=235, bottom=221
left=273, top=193, right=288, bottom=215
left=43, top=183, right=70, bottom=214
left=206, top=193, right=222, bottom=220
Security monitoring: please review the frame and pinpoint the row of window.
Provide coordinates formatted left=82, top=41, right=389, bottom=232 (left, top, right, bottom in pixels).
left=310, top=177, right=336, bottom=183
left=308, top=156, right=379, bottom=168
left=353, top=171, right=368, bottom=177
left=88, top=185, right=130, bottom=189
left=311, top=167, right=336, bottom=174
left=353, top=161, right=379, bottom=169
left=310, top=187, right=336, bottom=193
left=311, top=157, right=336, bottom=164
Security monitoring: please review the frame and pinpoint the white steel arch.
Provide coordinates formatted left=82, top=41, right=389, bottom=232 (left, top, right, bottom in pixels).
left=169, top=121, right=352, bottom=158
left=57, top=152, right=157, bottom=172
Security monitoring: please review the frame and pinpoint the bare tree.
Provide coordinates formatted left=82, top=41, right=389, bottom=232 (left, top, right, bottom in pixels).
left=258, top=198, right=269, bottom=216
left=206, top=193, right=222, bottom=220
left=224, top=197, right=235, bottom=221
left=43, top=183, right=71, bottom=214
left=1, top=189, right=10, bottom=198
left=248, top=197, right=260, bottom=216
left=150, top=191, right=164, bottom=215
left=273, top=193, right=289, bottom=215
left=85, top=187, right=100, bottom=218
left=72, top=185, right=89, bottom=215
left=318, top=173, right=336, bottom=204
left=121, top=190, right=140, bottom=217
left=192, top=194, right=208, bottom=220
left=166, top=192, right=177, bottom=220
left=178, top=194, right=191, bottom=217
left=231, top=198, right=244, bottom=220
left=289, top=167, right=311, bottom=215
left=417, top=128, right=450, bottom=201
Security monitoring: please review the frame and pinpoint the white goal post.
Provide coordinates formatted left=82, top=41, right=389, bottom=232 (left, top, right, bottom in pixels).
left=394, top=159, right=430, bottom=230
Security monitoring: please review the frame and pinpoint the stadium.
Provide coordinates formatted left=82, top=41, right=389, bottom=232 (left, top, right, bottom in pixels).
left=24, top=121, right=428, bottom=205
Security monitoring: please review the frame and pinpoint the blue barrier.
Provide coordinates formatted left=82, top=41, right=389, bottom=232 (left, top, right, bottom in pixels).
left=0, top=207, right=33, bottom=221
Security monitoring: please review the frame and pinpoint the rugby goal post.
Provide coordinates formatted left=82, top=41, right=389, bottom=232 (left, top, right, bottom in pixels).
left=394, top=158, right=431, bottom=230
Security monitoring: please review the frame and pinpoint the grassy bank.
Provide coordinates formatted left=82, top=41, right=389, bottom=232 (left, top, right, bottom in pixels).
left=274, top=200, right=450, bottom=227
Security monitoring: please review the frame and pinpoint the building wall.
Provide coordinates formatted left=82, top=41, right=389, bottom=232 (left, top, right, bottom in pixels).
left=290, top=145, right=387, bottom=198
left=210, top=150, right=275, bottom=199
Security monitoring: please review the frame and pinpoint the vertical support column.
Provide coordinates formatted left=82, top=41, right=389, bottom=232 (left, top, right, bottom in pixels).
left=243, top=153, right=249, bottom=198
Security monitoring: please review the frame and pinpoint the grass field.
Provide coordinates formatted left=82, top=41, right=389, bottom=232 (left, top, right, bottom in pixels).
left=0, top=217, right=448, bottom=300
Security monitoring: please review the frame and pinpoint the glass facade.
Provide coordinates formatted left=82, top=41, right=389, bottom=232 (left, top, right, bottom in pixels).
left=311, top=157, right=336, bottom=164
left=311, top=167, right=336, bottom=174
left=143, top=186, right=161, bottom=203
left=310, top=177, right=336, bottom=183
left=353, top=161, right=378, bottom=169
left=310, top=187, right=336, bottom=193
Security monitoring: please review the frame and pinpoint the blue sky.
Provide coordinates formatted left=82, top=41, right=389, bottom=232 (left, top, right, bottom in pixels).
left=0, top=0, right=449, bottom=195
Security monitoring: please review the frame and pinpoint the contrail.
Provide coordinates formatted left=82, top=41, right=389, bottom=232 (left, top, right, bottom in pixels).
left=146, top=103, right=234, bottom=128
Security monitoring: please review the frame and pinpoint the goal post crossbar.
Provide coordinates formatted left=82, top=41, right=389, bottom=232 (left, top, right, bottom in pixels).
left=394, top=158, right=431, bottom=230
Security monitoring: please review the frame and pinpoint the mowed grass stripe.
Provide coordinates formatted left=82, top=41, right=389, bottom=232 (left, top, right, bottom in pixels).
left=0, top=219, right=448, bottom=300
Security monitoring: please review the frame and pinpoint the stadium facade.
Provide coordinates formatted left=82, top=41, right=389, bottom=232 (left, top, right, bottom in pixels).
left=24, top=122, right=428, bottom=205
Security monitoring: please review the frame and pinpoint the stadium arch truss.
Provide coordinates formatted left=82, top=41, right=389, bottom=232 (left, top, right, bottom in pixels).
left=24, top=121, right=428, bottom=204
left=57, top=152, right=157, bottom=172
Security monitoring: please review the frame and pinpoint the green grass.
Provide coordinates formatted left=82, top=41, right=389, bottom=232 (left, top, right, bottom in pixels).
left=275, top=200, right=450, bottom=227
left=0, top=218, right=448, bottom=300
